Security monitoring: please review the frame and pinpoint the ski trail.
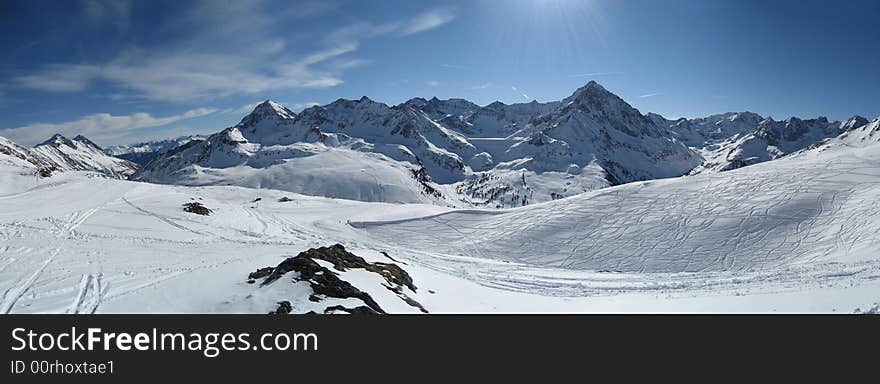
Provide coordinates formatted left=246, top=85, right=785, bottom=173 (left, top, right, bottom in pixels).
left=122, top=196, right=237, bottom=242
left=0, top=258, right=14, bottom=274
left=84, top=273, right=107, bottom=314
left=67, top=274, right=91, bottom=314
left=122, top=197, right=206, bottom=236
left=0, top=248, right=59, bottom=314
left=66, top=207, right=99, bottom=233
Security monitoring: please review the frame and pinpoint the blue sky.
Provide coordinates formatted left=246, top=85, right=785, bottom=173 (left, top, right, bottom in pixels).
left=1, top=0, right=878, bottom=146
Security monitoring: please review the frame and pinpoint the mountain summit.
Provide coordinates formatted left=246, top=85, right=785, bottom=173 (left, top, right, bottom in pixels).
left=238, top=100, right=296, bottom=127
left=31, top=134, right=137, bottom=178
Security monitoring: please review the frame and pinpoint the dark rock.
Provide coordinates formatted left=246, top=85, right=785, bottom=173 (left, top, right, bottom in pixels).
left=251, top=197, right=262, bottom=202
left=182, top=202, right=212, bottom=215
left=270, top=301, right=292, bottom=314
left=265, top=255, right=385, bottom=313
left=37, top=166, right=56, bottom=178
left=380, top=251, right=407, bottom=265
left=278, top=197, right=293, bottom=202
left=323, top=305, right=380, bottom=315
left=252, top=244, right=426, bottom=314
left=248, top=267, right=274, bottom=280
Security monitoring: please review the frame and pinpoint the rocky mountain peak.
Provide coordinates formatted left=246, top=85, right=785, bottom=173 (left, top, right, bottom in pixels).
left=568, top=80, right=612, bottom=101
left=37, top=134, right=76, bottom=148
left=72, top=135, right=102, bottom=151
left=841, top=115, right=869, bottom=131
left=238, top=100, right=296, bottom=127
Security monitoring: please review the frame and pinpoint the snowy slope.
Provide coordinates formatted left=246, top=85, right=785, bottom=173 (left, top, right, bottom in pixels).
left=2, top=135, right=880, bottom=313
left=355, top=139, right=880, bottom=274
left=32, top=134, right=138, bottom=178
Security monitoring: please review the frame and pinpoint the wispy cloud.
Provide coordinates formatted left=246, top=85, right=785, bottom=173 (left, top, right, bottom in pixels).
left=568, top=71, right=625, bottom=78
left=12, top=2, right=455, bottom=102
left=469, top=82, right=493, bottom=90
left=511, top=86, right=531, bottom=100
left=399, top=8, right=456, bottom=36
left=15, top=65, right=102, bottom=92
left=639, top=92, right=663, bottom=98
left=221, top=100, right=321, bottom=116
left=223, top=102, right=263, bottom=115
left=289, top=102, right=321, bottom=112
left=0, top=108, right=216, bottom=145
left=426, top=80, right=441, bottom=87
left=441, top=64, right=466, bottom=70
left=14, top=43, right=351, bottom=102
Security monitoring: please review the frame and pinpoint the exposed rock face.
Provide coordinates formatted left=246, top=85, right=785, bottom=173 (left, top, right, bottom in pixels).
left=182, top=202, right=212, bottom=215
left=249, top=244, right=424, bottom=314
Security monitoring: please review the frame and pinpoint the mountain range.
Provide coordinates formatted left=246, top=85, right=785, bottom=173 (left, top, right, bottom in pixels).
left=1, top=81, right=877, bottom=206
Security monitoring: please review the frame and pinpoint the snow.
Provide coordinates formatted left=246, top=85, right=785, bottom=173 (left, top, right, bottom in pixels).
left=2, top=81, right=879, bottom=314
left=135, top=82, right=702, bottom=207
left=1, top=134, right=879, bottom=313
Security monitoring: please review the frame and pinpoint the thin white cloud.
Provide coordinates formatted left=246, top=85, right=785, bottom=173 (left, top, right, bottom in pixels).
left=639, top=92, right=663, bottom=98
left=469, top=82, right=493, bottom=90
left=13, top=2, right=453, bottom=102
left=14, top=65, right=102, bottom=92
left=0, top=108, right=216, bottom=145
left=511, top=86, right=531, bottom=100
left=326, top=7, right=455, bottom=41
left=16, top=44, right=351, bottom=102
left=290, top=102, right=321, bottom=112
left=441, top=64, right=466, bottom=70
left=426, top=80, right=440, bottom=87
left=568, top=71, right=625, bottom=78
left=224, top=102, right=263, bottom=115
left=223, top=100, right=320, bottom=115
left=399, top=8, right=456, bottom=36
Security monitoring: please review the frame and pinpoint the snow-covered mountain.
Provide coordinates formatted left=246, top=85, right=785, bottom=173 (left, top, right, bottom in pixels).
left=833, top=116, right=880, bottom=146
left=517, top=81, right=700, bottom=184
left=0, top=135, right=54, bottom=169
left=135, top=100, right=458, bottom=205
left=689, top=115, right=868, bottom=173
left=32, top=134, right=138, bottom=178
left=138, top=82, right=703, bottom=207
left=3, top=121, right=880, bottom=313
left=1, top=134, right=138, bottom=178
left=665, top=112, right=765, bottom=148
left=105, top=135, right=204, bottom=165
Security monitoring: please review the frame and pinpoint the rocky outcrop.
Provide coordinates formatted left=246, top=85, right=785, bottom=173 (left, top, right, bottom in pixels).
left=249, top=244, right=424, bottom=314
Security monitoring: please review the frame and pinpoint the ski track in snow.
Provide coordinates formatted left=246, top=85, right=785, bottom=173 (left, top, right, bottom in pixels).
left=0, top=142, right=879, bottom=312
left=0, top=248, right=59, bottom=313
